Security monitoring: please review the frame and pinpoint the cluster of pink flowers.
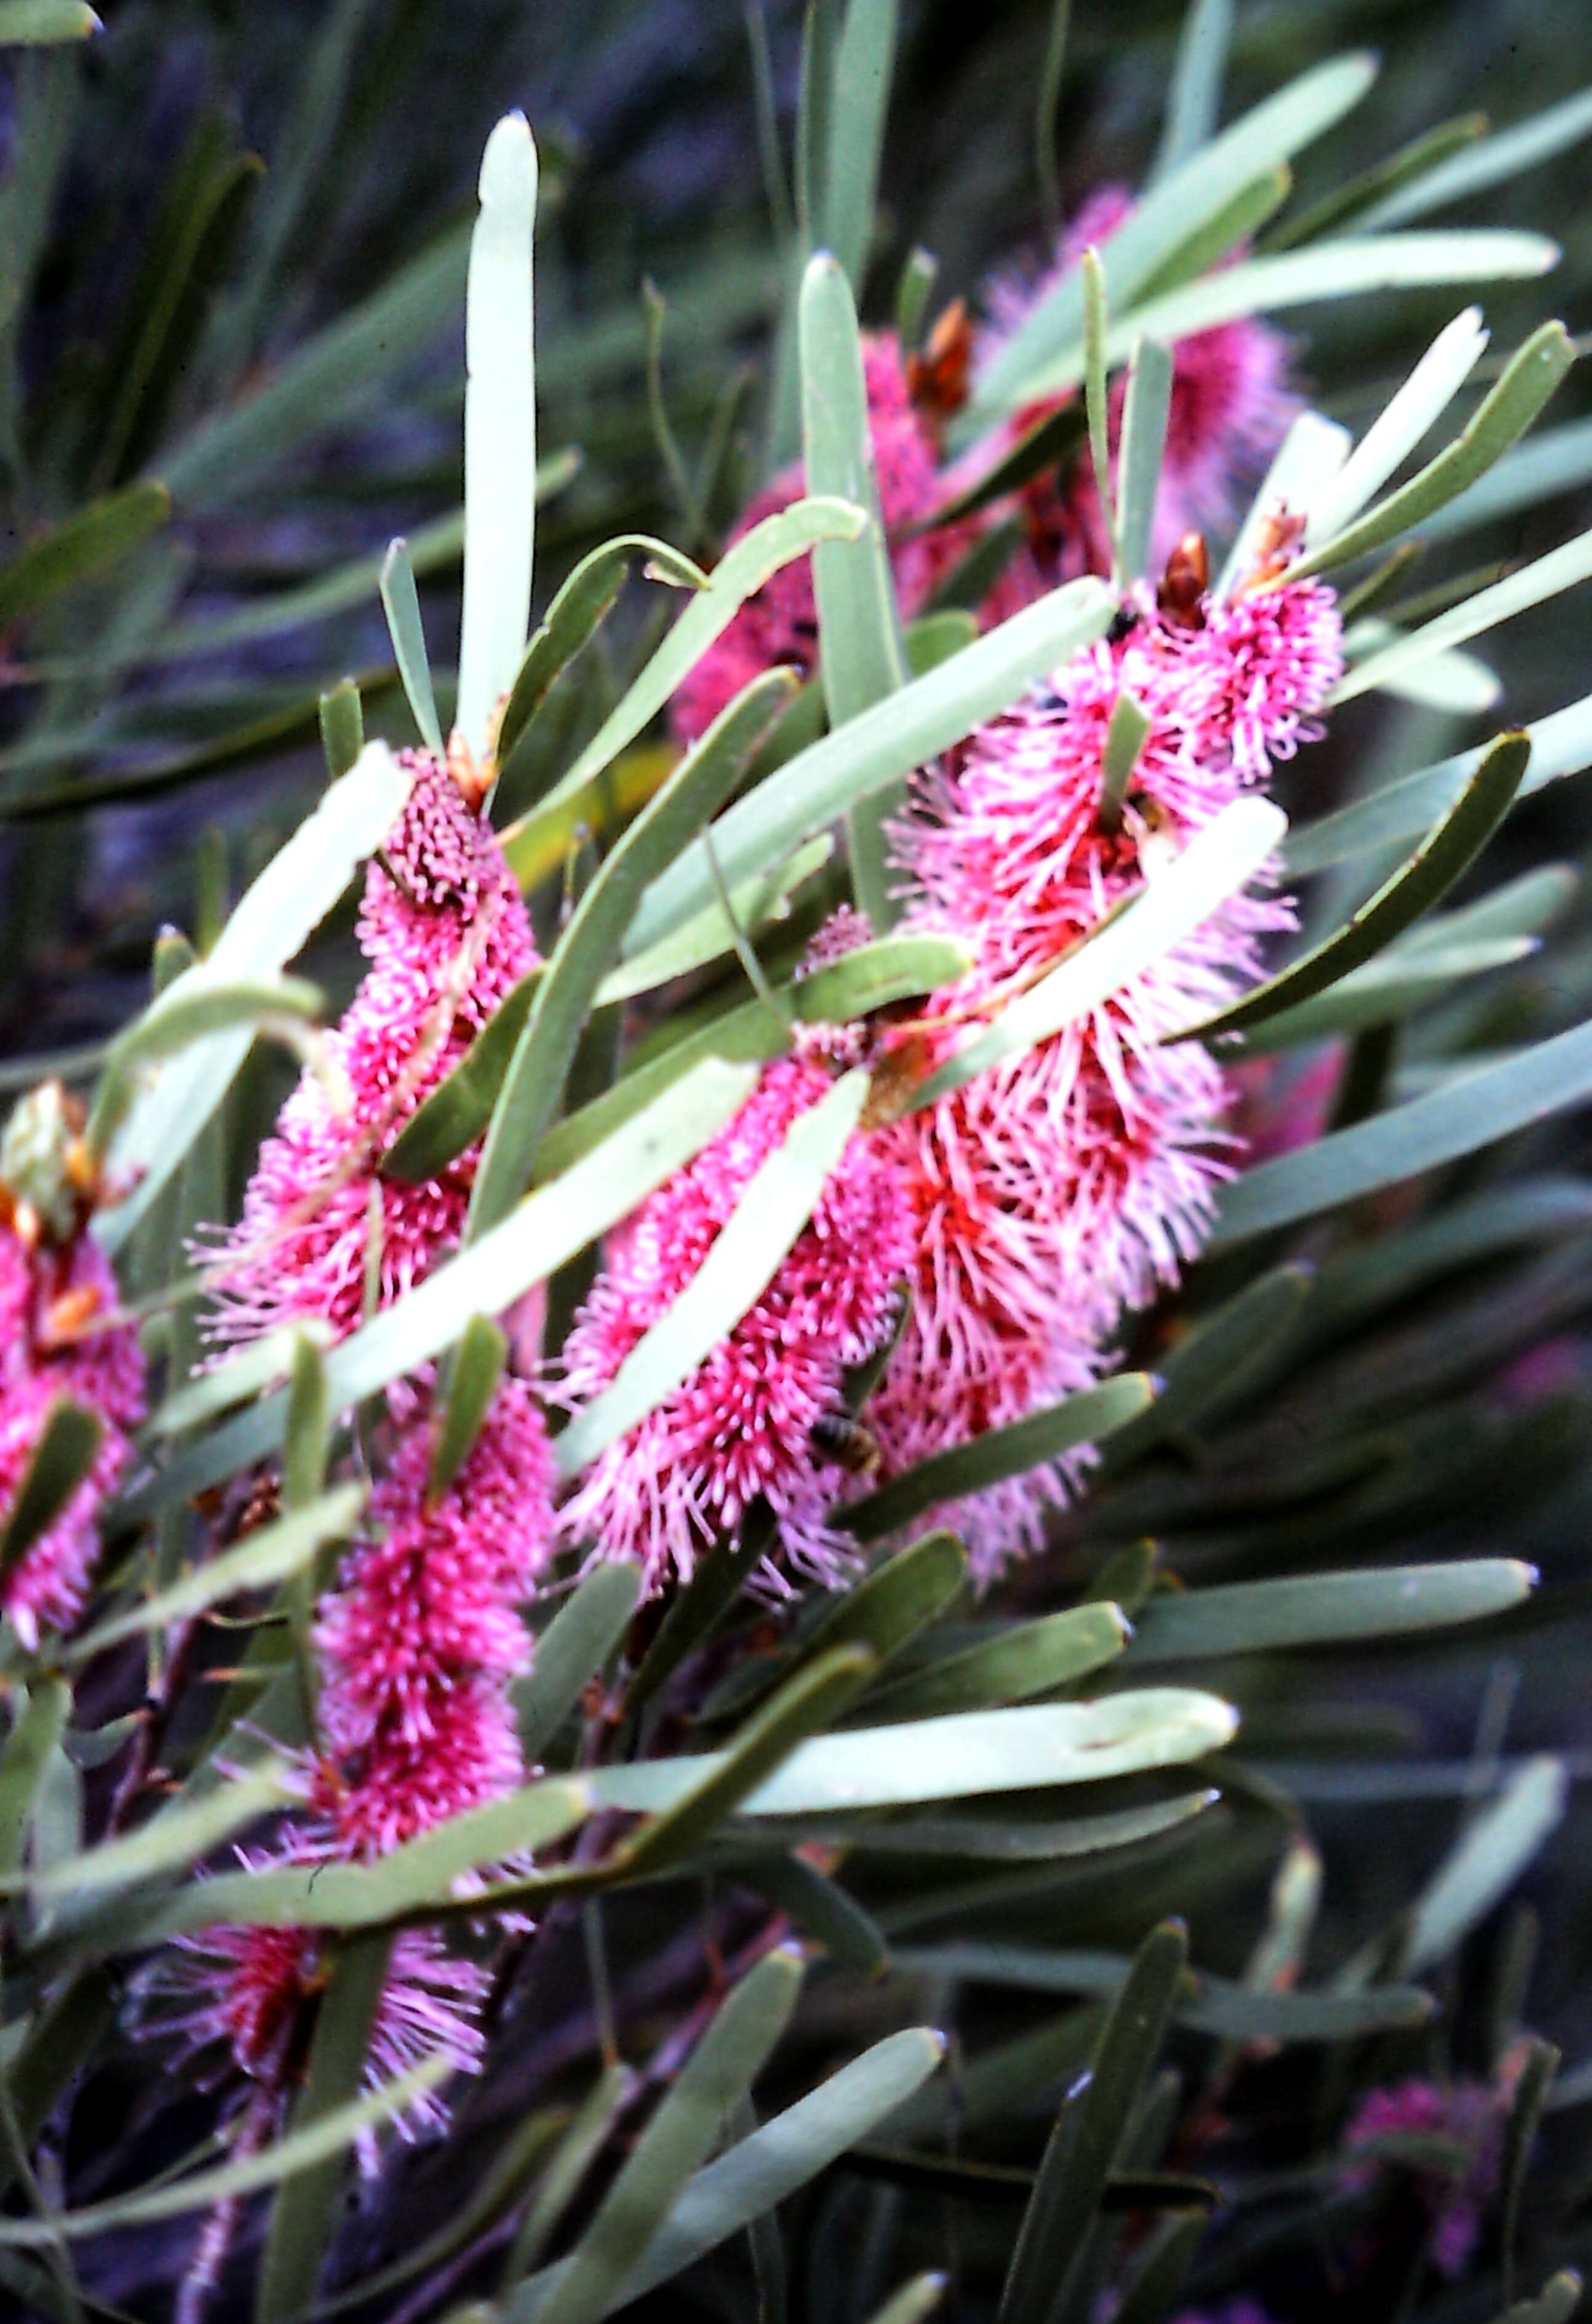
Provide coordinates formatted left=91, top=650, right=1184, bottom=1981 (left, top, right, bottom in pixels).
left=868, top=571, right=1340, bottom=1571
left=1342, top=2076, right=1507, bottom=2278
left=206, top=749, right=537, bottom=1348
left=0, top=1092, right=146, bottom=1650
left=557, top=1040, right=913, bottom=1594
left=178, top=755, right=555, bottom=2128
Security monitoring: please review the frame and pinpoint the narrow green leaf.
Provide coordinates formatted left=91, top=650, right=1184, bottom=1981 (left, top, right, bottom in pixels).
left=525, top=1951, right=805, bottom=2324
left=864, top=2275, right=947, bottom=2324
left=1097, top=689, right=1152, bottom=834
left=1177, top=731, right=1528, bottom=1040
left=1149, top=0, right=1235, bottom=184
left=64, top=1485, right=365, bottom=1666
left=589, top=1690, right=1239, bottom=1818
left=1292, top=322, right=1576, bottom=581
left=0, top=483, right=169, bottom=627
left=0, top=1401, right=100, bottom=1590
left=1015, top=233, right=1560, bottom=407
left=428, top=1315, right=508, bottom=1502
left=1210, top=1018, right=1592, bottom=1246
left=998, top=1923, right=1188, bottom=2324
left=495, top=533, right=706, bottom=779
left=835, top=1793, right=1216, bottom=1863
left=145, top=1778, right=592, bottom=1939
left=971, top=51, right=1379, bottom=417
left=457, top=113, right=537, bottom=762
left=1232, top=933, right=1534, bottom=1048
left=257, top=1931, right=395, bottom=2323
left=1284, top=688, right=1592, bottom=872
left=1264, top=113, right=1487, bottom=250
left=500, top=496, right=864, bottom=866
left=1358, top=84, right=1592, bottom=229
left=1124, top=1559, right=1534, bottom=1665
left=824, top=0, right=897, bottom=290
left=843, top=1375, right=1154, bottom=1543
left=1081, top=248, right=1118, bottom=579
left=1498, top=2037, right=1559, bottom=2306
left=515, top=1564, right=642, bottom=1762
left=1134, top=166, right=1293, bottom=307
left=554, top=1068, right=869, bottom=1477
left=1406, top=1756, right=1566, bottom=1973
left=99, top=740, right=412, bottom=1251
left=621, top=1646, right=877, bottom=1880
left=0, top=1682, right=70, bottom=1879
left=920, top=400, right=1087, bottom=532
left=1109, top=2214, right=1205, bottom=2324
left=22, top=1761, right=292, bottom=1901
left=87, top=974, right=325, bottom=1160
left=1035, top=0, right=1071, bottom=225
left=509, top=2028, right=944, bottom=2323
left=381, top=969, right=543, bottom=1187
left=0, top=2059, right=448, bottom=2243
left=623, top=576, right=1116, bottom=956
left=1116, top=342, right=1173, bottom=583
left=596, top=837, right=833, bottom=1008
left=800, top=251, right=909, bottom=925
left=1104, top=1263, right=1310, bottom=1460
left=864, top=1601, right=1129, bottom=1724
left=124, top=1058, right=761, bottom=1512
left=380, top=537, right=444, bottom=754
left=503, top=2065, right=635, bottom=2283
left=473, top=671, right=797, bottom=1240
left=1305, top=304, right=1491, bottom=544
left=737, top=1850, right=886, bottom=1973
left=318, top=679, right=364, bottom=781
left=802, top=1530, right=967, bottom=1671
left=915, top=798, right=1286, bottom=1104
left=146, top=1319, right=336, bottom=1442
left=0, top=2, right=100, bottom=40
left=1331, top=522, right=1592, bottom=707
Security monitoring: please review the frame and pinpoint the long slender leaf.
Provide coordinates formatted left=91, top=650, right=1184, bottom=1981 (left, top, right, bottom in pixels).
left=0, top=1682, right=70, bottom=1879
left=1124, top=1559, right=1535, bottom=1664
left=457, top=113, right=537, bottom=762
left=0, top=2, right=100, bottom=39
left=1356, top=85, right=1592, bottom=229
left=1149, top=0, right=1235, bottom=185
left=1176, top=731, right=1528, bottom=1040
left=1305, top=304, right=1489, bottom=544
left=1211, top=1017, right=1592, bottom=1246
left=554, top=1068, right=869, bottom=1476
left=471, top=671, right=796, bottom=1240
left=623, top=576, right=1115, bottom=955
left=515, top=1563, right=642, bottom=1762
left=0, top=484, right=169, bottom=627
left=843, top=1375, right=1154, bottom=1544
left=1116, top=341, right=1174, bottom=583
left=1406, top=1756, right=1567, bottom=1972
left=0, top=1401, right=101, bottom=1588
left=1332, top=524, right=1592, bottom=706
left=824, top=0, right=897, bottom=290
left=379, top=536, right=443, bottom=754
left=861, top=1601, right=1129, bottom=1724
left=1292, top=322, right=1576, bottom=580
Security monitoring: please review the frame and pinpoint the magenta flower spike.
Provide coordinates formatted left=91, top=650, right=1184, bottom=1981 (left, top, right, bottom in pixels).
left=557, top=1052, right=913, bottom=1593
left=205, top=752, right=538, bottom=1350
left=1342, top=2076, right=1506, bottom=2279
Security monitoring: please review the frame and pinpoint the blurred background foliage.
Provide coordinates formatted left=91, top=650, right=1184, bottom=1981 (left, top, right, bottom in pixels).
left=5, top=4, right=1592, bottom=2320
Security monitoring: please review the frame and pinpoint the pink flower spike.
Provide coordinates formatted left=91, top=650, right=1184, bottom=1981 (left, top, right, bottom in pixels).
left=1342, top=2076, right=1506, bottom=2280
left=557, top=1054, right=913, bottom=1594
left=1174, top=577, right=1344, bottom=787
left=204, top=752, right=537, bottom=1351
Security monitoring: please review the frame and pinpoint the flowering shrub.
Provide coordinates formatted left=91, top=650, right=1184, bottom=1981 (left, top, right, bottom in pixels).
left=1, top=8, right=1591, bottom=2322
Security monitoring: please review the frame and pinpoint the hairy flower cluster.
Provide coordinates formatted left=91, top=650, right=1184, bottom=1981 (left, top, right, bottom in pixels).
left=317, top=1377, right=556, bottom=1853
left=558, top=1045, right=913, bottom=1594
left=1, top=1126, right=145, bottom=1649
left=206, top=751, right=537, bottom=1348
left=869, top=572, right=1340, bottom=1571
left=1342, top=2076, right=1506, bottom=2278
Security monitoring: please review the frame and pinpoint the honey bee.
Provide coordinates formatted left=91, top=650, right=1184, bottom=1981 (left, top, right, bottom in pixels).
left=907, top=299, right=975, bottom=423
left=811, top=1412, right=883, bottom=1479
left=1156, top=531, right=1210, bottom=629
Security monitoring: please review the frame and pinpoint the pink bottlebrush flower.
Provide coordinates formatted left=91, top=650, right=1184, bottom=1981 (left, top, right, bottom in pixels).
left=0, top=1220, right=145, bottom=1649
left=867, top=1059, right=1107, bottom=1569
left=205, top=752, right=537, bottom=1350
left=977, top=185, right=1297, bottom=583
left=1169, top=576, right=1344, bottom=786
left=164, top=1897, right=484, bottom=2136
left=1342, top=2077, right=1506, bottom=2278
left=671, top=334, right=952, bottom=747
left=557, top=1053, right=913, bottom=1594
left=317, top=1377, right=555, bottom=1851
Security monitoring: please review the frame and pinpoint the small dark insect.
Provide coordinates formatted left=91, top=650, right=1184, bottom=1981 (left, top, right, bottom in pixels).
left=1156, top=530, right=1210, bottom=629
left=907, top=298, right=975, bottom=422
left=1107, top=601, right=1142, bottom=645
left=812, top=1412, right=883, bottom=1478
